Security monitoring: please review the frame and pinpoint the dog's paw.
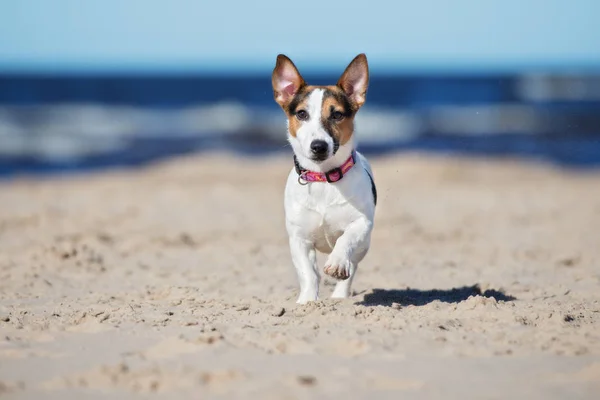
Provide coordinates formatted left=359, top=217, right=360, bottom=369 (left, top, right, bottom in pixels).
left=324, top=255, right=353, bottom=280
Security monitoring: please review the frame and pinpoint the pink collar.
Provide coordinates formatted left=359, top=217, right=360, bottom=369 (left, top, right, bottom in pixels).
left=294, top=152, right=356, bottom=183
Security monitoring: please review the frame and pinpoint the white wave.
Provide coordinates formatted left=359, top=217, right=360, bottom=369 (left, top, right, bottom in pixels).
left=0, top=100, right=589, bottom=161
left=0, top=102, right=421, bottom=160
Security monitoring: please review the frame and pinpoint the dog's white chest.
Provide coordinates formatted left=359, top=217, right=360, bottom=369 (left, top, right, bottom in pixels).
left=303, top=199, right=352, bottom=252
left=289, top=200, right=353, bottom=253
left=284, top=160, right=374, bottom=254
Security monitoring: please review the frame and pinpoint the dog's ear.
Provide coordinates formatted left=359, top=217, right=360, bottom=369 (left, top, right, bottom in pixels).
left=272, top=54, right=305, bottom=108
left=337, top=53, right=369, bottom=109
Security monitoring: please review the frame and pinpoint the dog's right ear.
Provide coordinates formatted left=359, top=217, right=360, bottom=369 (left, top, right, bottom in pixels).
left=272, top=54, right=305, bottom=108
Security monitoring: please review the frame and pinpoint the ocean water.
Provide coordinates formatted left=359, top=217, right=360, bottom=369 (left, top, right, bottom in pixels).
left=1, top=73, right=600, bottom=177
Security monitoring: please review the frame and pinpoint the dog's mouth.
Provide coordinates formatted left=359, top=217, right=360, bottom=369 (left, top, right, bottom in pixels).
left=310, top=154, right=330, bottom=163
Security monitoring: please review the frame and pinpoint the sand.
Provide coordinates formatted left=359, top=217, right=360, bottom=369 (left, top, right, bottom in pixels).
left=1, top=152, right=599, bottom=399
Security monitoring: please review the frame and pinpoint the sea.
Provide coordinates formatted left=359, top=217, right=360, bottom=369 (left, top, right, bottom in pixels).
left=1, top=72, right=600, bottom=177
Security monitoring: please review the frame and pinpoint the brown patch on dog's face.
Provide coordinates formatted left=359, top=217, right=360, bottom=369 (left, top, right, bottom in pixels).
left=284, top=85, right=315, bottom=138
left=321, top=86, right=356, bottom=147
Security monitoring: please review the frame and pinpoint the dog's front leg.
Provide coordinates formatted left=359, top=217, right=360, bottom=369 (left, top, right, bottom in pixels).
left=288, top=235, right=320, bottom=304
left=324, top=217, right=372, bottom=298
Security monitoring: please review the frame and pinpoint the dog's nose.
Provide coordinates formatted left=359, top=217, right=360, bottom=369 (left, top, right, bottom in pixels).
left=310, top=140, right=329, bottom=155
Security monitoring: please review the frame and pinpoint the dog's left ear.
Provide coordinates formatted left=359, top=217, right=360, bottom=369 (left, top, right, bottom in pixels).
left=337, top=53, right=369, bottom=109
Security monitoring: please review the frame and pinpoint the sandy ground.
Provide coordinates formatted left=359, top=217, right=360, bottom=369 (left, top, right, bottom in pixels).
left=0, top=152, right=599, bottom=399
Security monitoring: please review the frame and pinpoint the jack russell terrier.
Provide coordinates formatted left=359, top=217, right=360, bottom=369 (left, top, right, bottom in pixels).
left=271, top=53, right=377, bottom=304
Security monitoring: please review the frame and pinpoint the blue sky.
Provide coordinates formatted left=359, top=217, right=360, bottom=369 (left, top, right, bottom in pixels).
left=1, top=0, right=599, bottom=74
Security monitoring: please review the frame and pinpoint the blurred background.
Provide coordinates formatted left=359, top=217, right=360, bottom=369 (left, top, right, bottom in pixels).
left=1, top=0, right=599, bottom=177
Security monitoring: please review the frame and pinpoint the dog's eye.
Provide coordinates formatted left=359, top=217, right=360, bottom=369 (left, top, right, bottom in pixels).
left=331, top=111, right=344, bottom=121
left=296, top=110, right=309, bottom=121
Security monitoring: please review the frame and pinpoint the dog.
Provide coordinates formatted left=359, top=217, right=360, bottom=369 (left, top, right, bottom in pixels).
left=271, top=53, right=377, bottom=304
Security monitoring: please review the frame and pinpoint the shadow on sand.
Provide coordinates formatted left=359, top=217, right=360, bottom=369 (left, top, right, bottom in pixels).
left=358, top=284, right=516, bottom=307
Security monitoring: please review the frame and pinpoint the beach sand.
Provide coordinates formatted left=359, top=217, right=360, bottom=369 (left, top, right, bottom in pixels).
left=1, top=152, right=599, bottom=399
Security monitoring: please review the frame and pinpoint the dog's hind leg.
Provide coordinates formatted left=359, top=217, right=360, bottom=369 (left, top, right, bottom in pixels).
left=289, top=236, right=320, bottom=304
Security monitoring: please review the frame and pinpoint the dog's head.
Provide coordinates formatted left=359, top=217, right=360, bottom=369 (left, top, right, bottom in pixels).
left=272, top=54, right=369, bottom=170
